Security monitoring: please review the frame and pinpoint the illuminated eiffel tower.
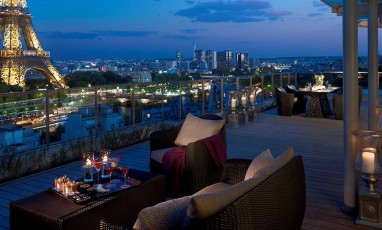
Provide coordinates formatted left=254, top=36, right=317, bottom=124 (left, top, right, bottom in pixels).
left=0, top=0, right=66, bottom=89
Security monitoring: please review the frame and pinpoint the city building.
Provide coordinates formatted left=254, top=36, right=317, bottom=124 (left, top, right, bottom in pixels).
left=236, top=52, right=250, bottom=73
left=205, top=50, right=217, bottom=70
left=217, top=50, right=234, bottom=70
left=176, top=50, right=183, bottom=70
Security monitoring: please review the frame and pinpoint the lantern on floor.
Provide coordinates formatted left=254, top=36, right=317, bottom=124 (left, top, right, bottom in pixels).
left=353, top=130, right=382, bottom=228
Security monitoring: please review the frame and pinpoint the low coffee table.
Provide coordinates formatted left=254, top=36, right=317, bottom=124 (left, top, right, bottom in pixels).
left=9, top=169, right=165, bottom=230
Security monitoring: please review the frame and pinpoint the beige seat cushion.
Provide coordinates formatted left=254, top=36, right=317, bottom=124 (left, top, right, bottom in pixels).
left=133, top=196, right=191, bottom=230
left=186, top=146, right=295, bottom=220
left=192, top=182, right=231, bottom=196
left=151, top=147, right=173, bottom=164
left=244, top=149, right=274, bottom=180
left=174, top=113, right=225, bottom=146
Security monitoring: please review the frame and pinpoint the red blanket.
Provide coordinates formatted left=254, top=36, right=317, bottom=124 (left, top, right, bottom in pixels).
left=162, top=134, right=226, bottom=195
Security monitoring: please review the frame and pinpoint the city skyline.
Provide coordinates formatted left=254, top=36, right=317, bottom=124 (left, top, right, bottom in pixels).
left=29, top=0, right=380, bottom=60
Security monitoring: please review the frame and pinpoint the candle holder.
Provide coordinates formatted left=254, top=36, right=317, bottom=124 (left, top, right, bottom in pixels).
left=353, top=130, right=382, bottom=228
left=227, top=90, right=239, bottom=128
left=82, top=152, right=94, bottom=183
left=100, top=149, right=111, bottom=179
left=240, top=89, right=249, bottom=110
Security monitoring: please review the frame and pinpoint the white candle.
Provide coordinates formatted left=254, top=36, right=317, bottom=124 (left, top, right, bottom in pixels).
left=250, top=94, right=255, bottom=104
left=231, top=98, right=237, bottom=108
left=103, top=155, right=108, bottom=163
left=241, top=96, right=247, bottom=106
left=86, top=159, right=91, bottom=167
left=362, top=151, right=375, bottom=173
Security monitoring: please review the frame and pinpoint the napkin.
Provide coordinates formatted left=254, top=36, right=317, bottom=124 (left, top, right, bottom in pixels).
left=96, top=184, right=110, bottom=193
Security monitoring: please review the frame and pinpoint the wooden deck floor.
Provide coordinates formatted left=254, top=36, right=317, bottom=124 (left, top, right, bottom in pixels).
left=0, top=96, right=378, bottom=230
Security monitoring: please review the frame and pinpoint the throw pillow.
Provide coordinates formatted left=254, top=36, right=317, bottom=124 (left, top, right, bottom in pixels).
left=133, top=196, right=191, bottom=230
left=244, top=149, right=274, bottom=180
left=174, top=113, right=225, bottom=146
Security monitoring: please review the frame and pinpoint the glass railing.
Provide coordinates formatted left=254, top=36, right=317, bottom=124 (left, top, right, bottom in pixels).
left=0, top=71, right=378, bottom=182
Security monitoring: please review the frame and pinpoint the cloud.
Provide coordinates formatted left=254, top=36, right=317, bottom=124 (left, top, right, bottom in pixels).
left=312, top=0, right=329, bottom=11
left=167, top=34, right=196, bottom=40
left=94, top=30, right=157, bottom=37
left=174, top=0, right=292, bottom=23
left=307, top=13, right=323, bottom=17
left=180, top=28, right=206, bottom=34
left=42, top=30, right=157, bottom=39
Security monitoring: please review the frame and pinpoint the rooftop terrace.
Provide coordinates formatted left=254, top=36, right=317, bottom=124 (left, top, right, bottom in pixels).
left=0, top=94, right=379, bottom=230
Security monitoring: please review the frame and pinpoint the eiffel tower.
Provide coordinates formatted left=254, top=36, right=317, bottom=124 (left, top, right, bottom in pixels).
left=0, top=0, right=66, bottom=89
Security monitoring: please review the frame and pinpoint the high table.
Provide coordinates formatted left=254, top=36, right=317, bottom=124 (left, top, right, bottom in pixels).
left=9, top=169, right=165, bottom=230
left=299, top=87, right=339, bottom=118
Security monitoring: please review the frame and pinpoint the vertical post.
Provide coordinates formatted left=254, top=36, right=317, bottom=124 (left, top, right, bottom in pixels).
left=202, top=79, right=205, bottom=114
left=279, top=74, right=283, bottom=88
left=161, top=84, right=164, bottom=121
left=271, top=75, right=274, bottom=93
left=368, top=0, right=379, bottom=130
left=261, top=76, right=265, bottom=100
left=94, top=87, right=99, bottom=135
left=250, top=76, right=253, bottom=89
left=236, top=77, right=239, bottom=91
left=132, top=84, right=136, bottom=126
left=45, top=90, right=50, bottom=146
left=287, top=73, right=291, bottom=86
left=220, top=78, right=224, bottom=112
left=179, top=82, right=182, bottom=120
left=342, top=0, right=359, bottom=213
left=295, top=73, right=298, bottom=86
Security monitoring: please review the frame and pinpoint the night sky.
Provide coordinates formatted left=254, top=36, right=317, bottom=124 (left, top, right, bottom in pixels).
left=26, top=0, right=380, bottom=60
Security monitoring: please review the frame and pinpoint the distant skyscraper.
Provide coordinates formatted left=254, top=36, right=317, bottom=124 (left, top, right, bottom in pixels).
left=236, top=52, right=249, bottom=72
left=205, top=50, right=217, bottom=70
left=176, top=50, right=183, bottom=69
left=190, top=49, right=205, bottom=70
left=217, top=50, right=233, bottom=70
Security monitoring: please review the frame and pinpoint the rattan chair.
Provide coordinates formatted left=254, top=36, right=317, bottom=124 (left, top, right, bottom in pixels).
left=149, top=114, right=227, bottom=196
left=275, top=87, right=295, bottom=116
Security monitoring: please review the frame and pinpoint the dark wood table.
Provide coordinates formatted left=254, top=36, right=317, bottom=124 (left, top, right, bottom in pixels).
left=9, top=169, right=165, bottom=230
left=299, top=88, right=339, bottom=118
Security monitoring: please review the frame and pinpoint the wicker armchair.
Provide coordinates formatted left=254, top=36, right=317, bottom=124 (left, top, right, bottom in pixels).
left=333, top=86, right=363, bottom=120
left=275, top=87, right=295, bottom=116
left=100, top=155, right=306, bottom=230
left=187, top=155, right=306, bottom=230
left=150, top=114, right=227, bottom=196
left=286, top=85, right=307, bottom=114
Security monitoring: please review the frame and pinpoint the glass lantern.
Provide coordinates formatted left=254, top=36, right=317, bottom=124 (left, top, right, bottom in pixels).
left=353, top=130, right=382, bottom=228
left=240, top=89, right=249, bottom=109
left=228, top=90, right=239, bottom=112
left=100, top=149, right=111, bottom=178
left=82, top=152, right=94, bottom=183
left=353, top=130, right=382, bottom=190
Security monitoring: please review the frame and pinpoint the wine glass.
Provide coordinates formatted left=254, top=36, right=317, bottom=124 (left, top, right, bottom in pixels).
left=93, top=159, right=103, bottom=185
left=119, top=166, right=130, bottom=183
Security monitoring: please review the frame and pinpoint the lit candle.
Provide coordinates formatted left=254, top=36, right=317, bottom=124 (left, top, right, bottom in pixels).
left=362, top=151, right=375, bottom=173
left=241, top=96, right=247, bottom=106
left=250, top=94, right=255, bottom=104
left=103, top=155, right=108, bottom=163
left=86, top=158, right=91, bottom=167
left=231, top=98, right=237, bottom=108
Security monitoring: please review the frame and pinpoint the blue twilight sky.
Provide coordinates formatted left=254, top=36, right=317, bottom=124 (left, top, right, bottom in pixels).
left=26, top=0, right=380, bottom=60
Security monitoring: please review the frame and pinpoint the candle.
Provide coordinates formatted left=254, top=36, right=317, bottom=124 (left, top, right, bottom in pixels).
left=241, top=96, right=247, bottom=106
left=86, top=158, right=91, bottom=167
left=250, top=94, right=255, bottom=104
left=362, top=151, right=375, bottom=173
left=103, top=155, right=108, bottom=163
left=231, top=98, right=237, bottom=108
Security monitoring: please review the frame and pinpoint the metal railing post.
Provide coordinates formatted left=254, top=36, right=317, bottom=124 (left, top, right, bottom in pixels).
left=161, top=84, right=164, bottom=121
left=220, top=78, right=224, bottom=112
left=132, top=84, right=136, bottom=126
left=179, top=82, right=182, bottom=120
left=94, top=87, right=99, bottom=135
left=45, top=89, right=50, bottom=146
left=202, top=78, right=205, bottom=114
left=236, top=77, right=239, bottom=91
